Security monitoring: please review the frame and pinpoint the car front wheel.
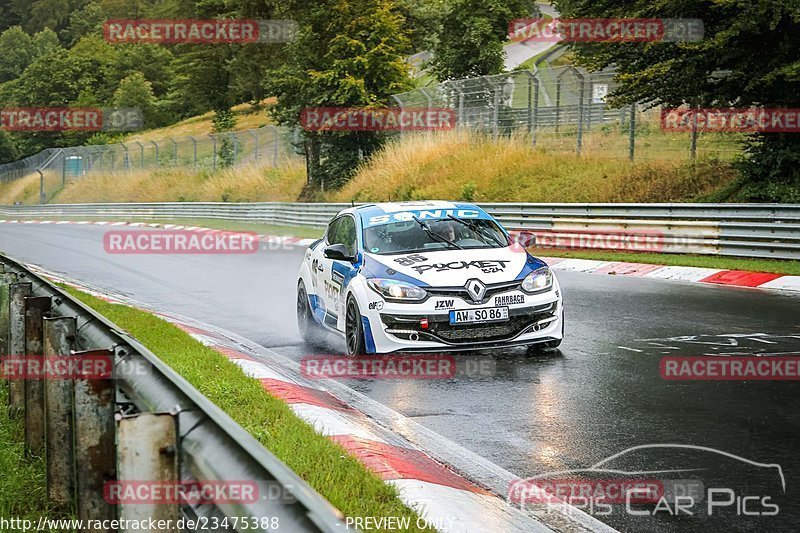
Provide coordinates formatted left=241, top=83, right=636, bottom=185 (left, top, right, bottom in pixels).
left=345, top=296, right=367, bottom=356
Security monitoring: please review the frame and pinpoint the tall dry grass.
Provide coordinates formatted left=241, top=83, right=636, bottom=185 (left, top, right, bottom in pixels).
left=329, top=130, right=736, bottom=203
left=0, top=174, right=42, bottom=205
left=52, top=162, right=307, bottom=204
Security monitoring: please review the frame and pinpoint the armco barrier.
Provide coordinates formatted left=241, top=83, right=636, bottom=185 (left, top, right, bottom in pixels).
left=0, top=202, right=798, bottom=260
left=0, top=255, right=345, bottom=532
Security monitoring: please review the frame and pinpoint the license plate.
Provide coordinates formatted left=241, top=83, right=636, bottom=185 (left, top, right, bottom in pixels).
left=449, top=306, right=509, bottom=325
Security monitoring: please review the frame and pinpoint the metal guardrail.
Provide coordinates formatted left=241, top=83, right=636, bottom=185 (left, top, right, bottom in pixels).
left=0, top=202, right=798, bottom=260
left=0, top=254, right=345, bottom=532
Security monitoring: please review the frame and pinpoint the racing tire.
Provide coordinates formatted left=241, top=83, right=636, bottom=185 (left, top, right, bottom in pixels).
left=297, top=280, right=326, bottom=347
left=345, top=296, right=367, bottom=356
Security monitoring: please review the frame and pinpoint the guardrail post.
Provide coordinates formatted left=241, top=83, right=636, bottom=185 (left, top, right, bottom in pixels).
left=117, top=412, right=180, bottom=531
left=8, top=282, right=32, bottom=418
left=43, top=316, right=76, bottom=506
left=25, top=295, right=51, bottom=455
left=74, top=348, right=117, bottom=527
left=0, top=271, right=17, bottom=360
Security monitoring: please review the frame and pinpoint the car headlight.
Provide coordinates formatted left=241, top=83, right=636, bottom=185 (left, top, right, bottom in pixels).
left=521, top=267, right=553, bottom=293
left=367, top=278, right=427, bottom=301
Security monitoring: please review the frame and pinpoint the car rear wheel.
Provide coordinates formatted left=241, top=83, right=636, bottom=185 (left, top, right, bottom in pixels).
left=297, top=280, right=326, bottom=346
left=345, top=296, right=366, bottom=356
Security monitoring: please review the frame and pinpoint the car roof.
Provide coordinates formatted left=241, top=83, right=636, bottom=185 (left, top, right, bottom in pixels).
left=344, top=200, right=486, bottom=221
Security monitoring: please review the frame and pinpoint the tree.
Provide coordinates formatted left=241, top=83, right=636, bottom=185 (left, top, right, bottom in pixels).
left=265, top=0, right=413, bottom=189
left=0, top=26, right=33, bottom=83
left=0, top=0, right=33, bottom=33
left=69, top=35, right=119, bottom=103
left=555, top=0, right=800, bottom=201
left=0, top=130, right=20, bottom=164
left=429, top=0, right=533, bottom=80
left=26, top=0, right=82, bottom=34
left=32, top=28, right=61, bottom=57
left=113, top=72, right=157, bottom=127
left=395, top=0, right=446, bottom=52
left=62, top=1, right=105, bottom=46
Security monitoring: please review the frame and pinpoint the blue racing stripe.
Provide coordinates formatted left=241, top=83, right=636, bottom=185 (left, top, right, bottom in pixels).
left=361, top=315, right=376, bottom=354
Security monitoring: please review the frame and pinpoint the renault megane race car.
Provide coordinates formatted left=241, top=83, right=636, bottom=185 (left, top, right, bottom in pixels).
left=296, top=201, right=564, bottom=355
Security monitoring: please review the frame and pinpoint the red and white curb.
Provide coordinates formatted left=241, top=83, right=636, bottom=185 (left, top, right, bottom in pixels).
left=27, top=264, right=612, bottom=533
left=6, top=219, right=798, bottom=294
left=542, top=257, right=800, bottom=293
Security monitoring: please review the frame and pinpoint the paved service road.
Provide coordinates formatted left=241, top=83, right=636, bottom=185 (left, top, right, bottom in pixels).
left=3, top=224, right=799, bottom=532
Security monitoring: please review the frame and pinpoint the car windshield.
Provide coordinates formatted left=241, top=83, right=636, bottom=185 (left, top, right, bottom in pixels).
left=362, top=217, right=509, bottom=255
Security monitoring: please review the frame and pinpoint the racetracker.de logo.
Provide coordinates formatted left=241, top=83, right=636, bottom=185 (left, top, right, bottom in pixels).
left=508, top=478, right=664, bottom=505
left=513, top=229, right=665, bottom=253
left=0, top=107, right=142, bottom=132
left=300, top=107, right=457, bottom=132
left=661, top=108, right=800, bottom=133
left=104, top=230, right=259, bottom=255
left=1, top=355, right=113, bottom=380
left=104, top=19, right=297, bottom=44
left=104, top=481, right=258, bottom=505
left=660, top=356, right=800, bottom=381
left=301, top=355, right=457, bottom=379
left=508, top=18, right=704, bottom=43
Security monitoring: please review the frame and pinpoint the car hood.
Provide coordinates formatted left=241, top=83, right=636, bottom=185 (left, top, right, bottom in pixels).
left=362, top=246, right=546, bottom=287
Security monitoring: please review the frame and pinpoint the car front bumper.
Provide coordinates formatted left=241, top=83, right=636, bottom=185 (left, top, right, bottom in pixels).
left=358, top=282, right=563, bottom=353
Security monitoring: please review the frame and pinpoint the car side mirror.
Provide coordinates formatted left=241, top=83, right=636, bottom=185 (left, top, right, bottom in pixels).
left=324, top=244, right=355, bottom=262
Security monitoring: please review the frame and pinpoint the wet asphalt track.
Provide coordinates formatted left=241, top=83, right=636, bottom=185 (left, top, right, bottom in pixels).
left=2, top=224, right=799, bottom=533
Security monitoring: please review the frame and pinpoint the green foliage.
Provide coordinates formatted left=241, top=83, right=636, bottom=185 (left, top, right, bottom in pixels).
left=113, top=72, right=158, bottom=127
left=429, top=0, right=533, bottom=79
left=31, top=27, right=61, bottom=56
left=735, top=134, right=800, bottom=202
left=62, top=1, right=105, bottom=45
left=212, top=108, right=237, bottom=168
left=460, top=181, right=477, bottom=201
left=265, top=0, right=414, bottom=189
left=0, top=130, right=20, bottom=163
left=0, top=26, right=34, bottom=83
left=212, top=108, right=236, bottom=133
left=555, top=0, right=800, bottom=200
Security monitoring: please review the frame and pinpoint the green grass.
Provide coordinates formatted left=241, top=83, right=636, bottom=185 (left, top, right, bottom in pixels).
left=62, top=287, right=433, bottom=532
left=0, top=382, right=73, bottom=531
left=529, top=248, right=800, bottom=276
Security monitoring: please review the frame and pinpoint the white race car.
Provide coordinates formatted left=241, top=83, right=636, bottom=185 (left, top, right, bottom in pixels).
left=296, top=201, right=564, bottom=355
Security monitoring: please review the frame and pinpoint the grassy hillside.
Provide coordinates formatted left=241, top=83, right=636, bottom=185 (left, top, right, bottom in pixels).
left=327, top=131, right=736, bottom=203
left=1, top=129, right=738, bottom=205
left=122, top=100, right=277, bottom=144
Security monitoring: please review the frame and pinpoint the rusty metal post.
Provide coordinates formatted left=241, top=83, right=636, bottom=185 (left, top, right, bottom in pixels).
left=0, top=272, right=17, bottom=362
left=117, top=413, right=180, bottom=531
left=74, top=348, right=117, bottom=527
left=24, top=295, right=51, bottom=455
left=43, top=316, right=76, bottom=507
left=8, top=282, right=32, bottom=418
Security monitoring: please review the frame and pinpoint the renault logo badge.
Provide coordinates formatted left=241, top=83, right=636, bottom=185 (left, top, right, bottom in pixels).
left=465, top=279, right=486, bottom=302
